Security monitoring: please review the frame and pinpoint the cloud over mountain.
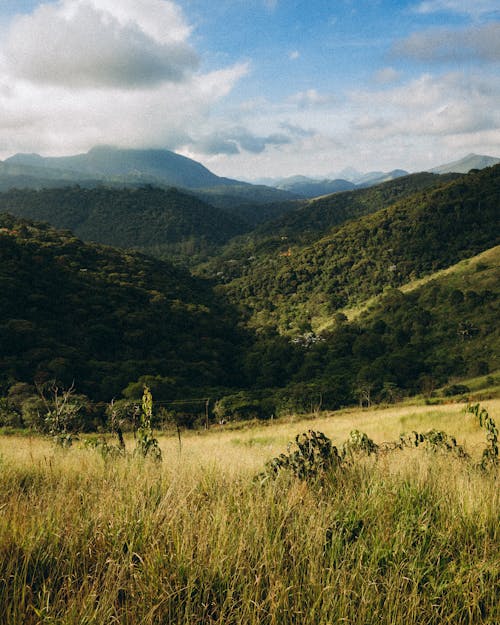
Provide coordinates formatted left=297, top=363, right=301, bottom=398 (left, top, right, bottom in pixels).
left=0, top=1, right=246, bottom=156
left=191, top=128, right=291, bottom=156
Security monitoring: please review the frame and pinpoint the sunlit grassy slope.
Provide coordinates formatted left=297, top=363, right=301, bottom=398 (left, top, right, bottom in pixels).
left=315, top=244, right=499, bottom=331
left=1, top=400, right=499, bottom=624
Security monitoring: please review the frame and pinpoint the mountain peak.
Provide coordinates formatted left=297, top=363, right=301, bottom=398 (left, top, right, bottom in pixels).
left=430, top=153, right=500, bottom=175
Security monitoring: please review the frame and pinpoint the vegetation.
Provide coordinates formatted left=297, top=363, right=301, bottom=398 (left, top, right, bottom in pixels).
left=0, top=185, right=250, bottom=264
left=0, top=165, right=498, bottom=429
left=0, top=214, right=246, bottom=404
left=206, top=165, right=499, bottom=332
left=0, top=402, right=498, bottom=624
left=197, top=171, right=460, bottom=275
left=1, top=149, right=499, bottom=623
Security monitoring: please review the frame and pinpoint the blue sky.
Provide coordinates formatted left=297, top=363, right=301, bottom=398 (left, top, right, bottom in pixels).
left=0, top=0, right=499, bottom=178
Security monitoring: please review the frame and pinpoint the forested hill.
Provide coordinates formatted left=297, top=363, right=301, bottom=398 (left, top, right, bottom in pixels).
left=264, top=171, right=460, bottom=243
left=0, top=186, right=249, bottom=263
left=200, top=172, right=460, bottom=271
left=0, top=214, right=246, bottom=400
left=211, top=165, right=500, bottom=333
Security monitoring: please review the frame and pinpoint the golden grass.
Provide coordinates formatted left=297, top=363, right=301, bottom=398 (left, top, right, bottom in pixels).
left=0, top=401, right=499, bottom=624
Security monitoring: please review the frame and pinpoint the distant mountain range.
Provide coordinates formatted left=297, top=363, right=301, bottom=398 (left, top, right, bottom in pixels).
left=255, top=170, right=410, bottom=198
left=0, top=146, right=298, bottom=205
left=251, top=153, right=500, bottom=199
left=2, top=147, right=498, bottom=203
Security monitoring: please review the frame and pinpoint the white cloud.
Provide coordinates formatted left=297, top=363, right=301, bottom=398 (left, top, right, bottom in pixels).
left=2, top=0, right=198, bottom=88
left=0, top=1, right=248, bottom=157
left=192, top=127, right=290, bottom=155
left=288, top=89, right=337, bottom=109
left=347, top=72, right=500, bottom=156
left=197, top=70, right=500, bottom=178
left=289, top=50, right=300, bottom=60
left=394, top=22, right=500, bottom=63
left=413, top=0, right=500, bottom=17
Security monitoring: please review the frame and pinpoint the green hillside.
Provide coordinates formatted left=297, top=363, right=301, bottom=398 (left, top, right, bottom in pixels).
left=0, top=165, right=498, bottom=425
left=218, top=245, right=499, bottom=418
left=203, top=172, right=460, bottom=268
left=0, top=186, right=249, bottom=263
left=0, top=214, right=246, bottom=401
left=211, top=165, right=499, bottom=333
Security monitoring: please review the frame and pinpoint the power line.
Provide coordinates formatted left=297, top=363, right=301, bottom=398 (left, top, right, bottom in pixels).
left=124, top=398, right=211, bottom=406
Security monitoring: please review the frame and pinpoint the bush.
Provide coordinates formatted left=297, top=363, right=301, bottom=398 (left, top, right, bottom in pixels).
left=443, top=384, right=470, bottom=397
left=213, top=391, right=275, bottom=422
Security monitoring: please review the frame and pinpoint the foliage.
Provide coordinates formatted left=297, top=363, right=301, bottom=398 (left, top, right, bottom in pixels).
left=0, top=214, right=246, bottom=402
left=213, top=390, right=275, bottom=422
left=466, top=403, right=499, bottom=469
left=395, top=429, right=469, bottom=459
left=0, top=185, right=249, bottom=265
left=207, top=166, right=499, bottom=333
left=199, top=171, right=459, bottom=279
left=263, top=404, right=496, bottom=480
left=262, top=430, right=342, bottom=480
left=134, top=386, right=162, bottom=461
left=0, top=167, right=499, bottom=428
left=1, top=407, right=499, bottom=624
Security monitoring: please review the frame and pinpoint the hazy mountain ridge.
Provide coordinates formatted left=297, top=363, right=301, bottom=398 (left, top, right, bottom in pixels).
left=429, top=153, right=500, bottom=175
left=255, top=170, right=409, bottom=198
left=250, top=153, right=499, bottom=199
left=2, top=147, right=299, bottom=205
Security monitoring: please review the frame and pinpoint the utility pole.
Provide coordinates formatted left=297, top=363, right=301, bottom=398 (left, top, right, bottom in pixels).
left=205, top=398, right=210, bottom=430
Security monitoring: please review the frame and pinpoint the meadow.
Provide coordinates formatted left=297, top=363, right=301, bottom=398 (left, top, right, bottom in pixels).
left=0, top=400, right=499, bottom=624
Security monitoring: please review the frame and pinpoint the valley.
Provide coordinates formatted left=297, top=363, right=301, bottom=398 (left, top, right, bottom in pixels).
left=0, top=144, right=498, bottom=625
left=0, top=150, right=498, bottom=428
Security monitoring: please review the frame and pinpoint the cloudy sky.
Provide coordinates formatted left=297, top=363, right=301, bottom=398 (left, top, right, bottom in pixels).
left=0, top=0, right=499, bottom=179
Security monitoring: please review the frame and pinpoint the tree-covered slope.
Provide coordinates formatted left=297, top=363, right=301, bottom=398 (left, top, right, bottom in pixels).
left=263, top=171, right=459, bottom=243
left=199, top=172, right=460, bottom=276
left=211, top=165, right=500, bottom=333
left=0, top=186, right=249, bottom=263
left=292, top=245, right=499, bottom=402
left=197, top=246, right=499, bottom=419
left=0, top=214, right=246, bottom=400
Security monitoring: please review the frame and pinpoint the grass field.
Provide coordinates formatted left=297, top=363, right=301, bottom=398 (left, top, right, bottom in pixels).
left=0, top=400, right=499, bottom=624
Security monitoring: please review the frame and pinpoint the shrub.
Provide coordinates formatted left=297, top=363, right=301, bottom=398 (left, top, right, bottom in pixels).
left=443, top=383, right=470, bottom=397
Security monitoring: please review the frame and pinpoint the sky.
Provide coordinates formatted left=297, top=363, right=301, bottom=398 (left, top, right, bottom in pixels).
left=0, top=0, right=499, bottom=179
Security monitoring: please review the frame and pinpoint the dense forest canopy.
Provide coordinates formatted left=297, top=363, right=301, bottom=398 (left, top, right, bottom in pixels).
left=0, top=213, right=247, bottom=402
left=0, top=165, right=498, bottom=428
left=205, top=166, right=499, bottom=333
left=0, top=186, right=252, bottom=265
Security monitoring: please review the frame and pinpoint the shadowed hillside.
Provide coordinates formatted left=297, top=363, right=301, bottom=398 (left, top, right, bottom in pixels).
left=0, top=186, right=250, bottom=264
left=0, top=214, right=246, bottom=400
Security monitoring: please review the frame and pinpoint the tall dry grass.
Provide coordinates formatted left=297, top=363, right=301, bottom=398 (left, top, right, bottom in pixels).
left=0, top=402, right=498, bottom=624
